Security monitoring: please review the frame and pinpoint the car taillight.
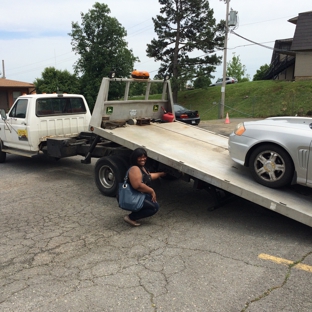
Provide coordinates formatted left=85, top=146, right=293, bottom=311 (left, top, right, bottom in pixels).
left=180, top=114, right=188, bottom=119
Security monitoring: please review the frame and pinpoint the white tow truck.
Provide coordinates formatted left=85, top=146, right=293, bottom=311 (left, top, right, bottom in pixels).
left=0, top=93, right=122, bottom=162
left=0, top=77, right=311, bottom=227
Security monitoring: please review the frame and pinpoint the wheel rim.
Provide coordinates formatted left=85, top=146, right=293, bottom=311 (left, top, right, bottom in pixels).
left=99, top=165, right=115, bottom=189
left=253, top=150, right=286, bottom=182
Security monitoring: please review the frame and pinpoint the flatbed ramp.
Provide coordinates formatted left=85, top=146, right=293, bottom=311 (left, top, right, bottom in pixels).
left=94, top=121, right=312, bottom=227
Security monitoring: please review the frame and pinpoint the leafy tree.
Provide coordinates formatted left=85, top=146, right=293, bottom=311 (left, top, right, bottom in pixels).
left=146, top=0, right=224, bottom=102
left=129, top=75, right=166, bottom=97
left=129, top=81, right=145, bottom=97
left=150, top=75, right=165, bottom=95
left=34, top=67, right=80, bottom=94
left=240, top=74, right=250, bottom=83
left=253, top=64, right=270, bottom=81
left=68, top=2, right=138, bottom=109
left=226, top=54, right=246, bottom=81
left=193, top=68, right=211, bottom=89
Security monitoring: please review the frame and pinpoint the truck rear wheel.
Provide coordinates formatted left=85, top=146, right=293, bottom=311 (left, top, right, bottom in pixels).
left=0, top=144, right=6, bottom=163
left=94, top=156, right=127, bottom=197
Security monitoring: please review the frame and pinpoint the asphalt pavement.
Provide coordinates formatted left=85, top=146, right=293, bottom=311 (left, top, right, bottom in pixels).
left=1, top=118, right=312, bottom=312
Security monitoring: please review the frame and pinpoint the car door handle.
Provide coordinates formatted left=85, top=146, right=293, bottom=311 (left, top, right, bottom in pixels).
left=21, top=122, right=27, bottom=125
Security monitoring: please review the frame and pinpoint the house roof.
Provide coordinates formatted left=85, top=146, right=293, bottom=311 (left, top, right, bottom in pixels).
left=0, top=78, right=35, bottom=88
left=288, top=11, right=312, bottom=25
left=290, top=11, right=312, bottom=51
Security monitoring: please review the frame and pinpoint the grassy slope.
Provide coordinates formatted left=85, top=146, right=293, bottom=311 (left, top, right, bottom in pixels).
left=177, top=80, right=312, bottom=120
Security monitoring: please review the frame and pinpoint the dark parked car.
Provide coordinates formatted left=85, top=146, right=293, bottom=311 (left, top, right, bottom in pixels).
left=174, top=104, right=200, bottom=125
left=209, top=77, right=237, bottom=86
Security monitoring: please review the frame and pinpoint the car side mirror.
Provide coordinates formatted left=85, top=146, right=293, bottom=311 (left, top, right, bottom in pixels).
left=0, top=109, right=7, bottom=121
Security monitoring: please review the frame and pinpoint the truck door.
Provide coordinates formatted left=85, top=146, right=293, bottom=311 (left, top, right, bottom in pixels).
left=4, top=98, right=31, bottom=151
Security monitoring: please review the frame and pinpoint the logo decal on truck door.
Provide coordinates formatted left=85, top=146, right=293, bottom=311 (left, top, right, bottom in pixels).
left=17, top=129, right=28, bottom=141
left=106, top=107, right=113, bottom=114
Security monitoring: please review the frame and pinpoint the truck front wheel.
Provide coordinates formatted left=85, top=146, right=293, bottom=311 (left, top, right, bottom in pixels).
left=94, top=156, right=127, bottom=197
left=0, top=144, right=6, bottom=163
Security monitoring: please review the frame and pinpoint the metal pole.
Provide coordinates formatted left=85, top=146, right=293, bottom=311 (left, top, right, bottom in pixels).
left=2, top=60, right=6, bottom=79
left=219, top=0, right=230, bottom=119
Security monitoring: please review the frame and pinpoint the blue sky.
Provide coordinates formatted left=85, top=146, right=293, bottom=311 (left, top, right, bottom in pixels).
left=0, top=30, right=67, bottom=40
left=1, top=0, right=311, bottom=83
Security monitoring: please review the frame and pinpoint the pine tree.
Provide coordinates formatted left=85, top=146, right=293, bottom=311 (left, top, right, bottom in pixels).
left=147, top=0, right=224, bottom=102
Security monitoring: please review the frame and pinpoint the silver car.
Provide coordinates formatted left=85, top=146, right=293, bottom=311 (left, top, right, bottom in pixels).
left=210, top=77, right=237, bottom=86
left=228, top=117, right=312, bottom=188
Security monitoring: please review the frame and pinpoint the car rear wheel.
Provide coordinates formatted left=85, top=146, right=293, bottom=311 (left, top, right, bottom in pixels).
left=248, top=144, right=294, bottom=188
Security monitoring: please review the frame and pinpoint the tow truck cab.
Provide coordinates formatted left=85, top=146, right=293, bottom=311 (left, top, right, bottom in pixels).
left=0, top=93, right=91, bottom=152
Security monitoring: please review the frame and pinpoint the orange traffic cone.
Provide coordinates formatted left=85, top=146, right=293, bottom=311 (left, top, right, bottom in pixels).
left=224, top=112, right=230, bottom=124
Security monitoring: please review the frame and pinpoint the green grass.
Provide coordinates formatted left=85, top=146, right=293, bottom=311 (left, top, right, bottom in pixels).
left=177, top=80, right=312, bottom=120
left=131, top=80, right=312, bottom=120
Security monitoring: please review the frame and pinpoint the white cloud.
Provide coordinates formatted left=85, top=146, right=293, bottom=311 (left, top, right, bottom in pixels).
left=0, top=0, right=311, bottom=82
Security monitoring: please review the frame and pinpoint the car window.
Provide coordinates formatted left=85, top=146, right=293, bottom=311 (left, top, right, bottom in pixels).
left=36, top=97, right=87, bottom=116
left=9, top=99, right=28, bottom=118
left=174, top=104, right=185, bottom=111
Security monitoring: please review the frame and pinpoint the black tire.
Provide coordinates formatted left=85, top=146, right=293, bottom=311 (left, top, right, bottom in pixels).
left=248, top=144, right=294, bottom=188
left=0, top=143, right=6, bottom=163
left=161, top=174, right=178, bottom=180
left=113, top=154, right=130, bottom=170
left=94, top=156, right=127, bottom=197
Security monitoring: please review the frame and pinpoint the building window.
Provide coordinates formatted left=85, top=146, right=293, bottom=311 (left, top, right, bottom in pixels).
left=13, top=91, right=21, bottom=103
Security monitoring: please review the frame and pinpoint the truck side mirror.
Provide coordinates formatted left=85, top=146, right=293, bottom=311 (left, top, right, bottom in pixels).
left=0, top=109, right=7, bottom=121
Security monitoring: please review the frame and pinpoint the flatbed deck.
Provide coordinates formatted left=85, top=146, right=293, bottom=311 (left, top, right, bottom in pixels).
left=93, top=121, right=312, bottom=227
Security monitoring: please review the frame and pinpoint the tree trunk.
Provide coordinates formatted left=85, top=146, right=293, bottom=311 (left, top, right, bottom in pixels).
left=172, top=1, right=181, bottom=104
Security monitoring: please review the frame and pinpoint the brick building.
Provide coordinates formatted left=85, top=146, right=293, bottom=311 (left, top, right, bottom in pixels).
left=0, top=78, right=35, bottom=111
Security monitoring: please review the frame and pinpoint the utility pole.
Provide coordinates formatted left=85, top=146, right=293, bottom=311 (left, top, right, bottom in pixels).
left=2, top=60, right=6, bottom=79
left=219, top=0, right=230, bottom=119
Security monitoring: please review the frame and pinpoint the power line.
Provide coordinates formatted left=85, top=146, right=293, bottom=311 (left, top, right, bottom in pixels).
left=126, top=18, right=151, bottom=30
left=8, top=54, right=77, bottom=76
left=230, top=30, right=274, bottom=50
left=127, top=26, right=154, bottom=38
left=8, top=51, right=74, bottom=71
left=227, top=41, right=275, bottom=50
left=7, top=26, right=153, bottom=76
left=6, top=11, right=298, bottom=79
left=239, top=15, right=296, bottom=27
left=230, top=30, right=310, bottom=56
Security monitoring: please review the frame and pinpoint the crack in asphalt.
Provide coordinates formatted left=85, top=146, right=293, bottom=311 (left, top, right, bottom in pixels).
left=240, top=251, right=312, bottom=312
left=1, top=162, right=312, bottom=311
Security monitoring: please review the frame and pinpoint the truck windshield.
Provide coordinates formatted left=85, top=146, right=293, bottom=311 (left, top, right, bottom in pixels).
left=36, top=97, right=86, bottom=116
